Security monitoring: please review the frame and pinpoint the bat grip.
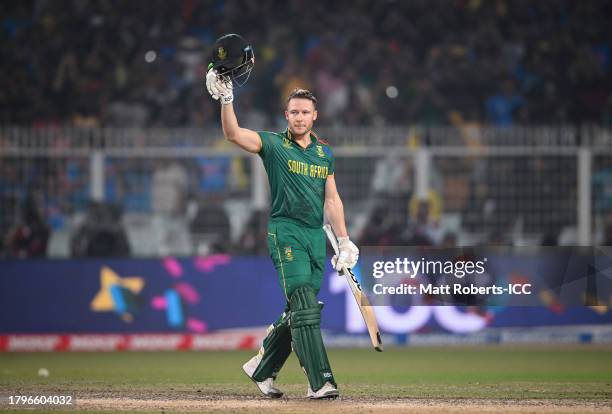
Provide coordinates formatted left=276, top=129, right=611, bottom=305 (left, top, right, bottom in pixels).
left=323, top=224, right=340, bottom=255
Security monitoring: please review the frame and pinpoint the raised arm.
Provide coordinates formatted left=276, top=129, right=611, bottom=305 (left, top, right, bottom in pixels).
left=206, top=69, right=261, bottom=153
left=221, top=103, right=262, bottom=153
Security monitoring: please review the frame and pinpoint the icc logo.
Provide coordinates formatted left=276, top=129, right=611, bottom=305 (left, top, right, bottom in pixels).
left=329, top=271, right=490, bottom=334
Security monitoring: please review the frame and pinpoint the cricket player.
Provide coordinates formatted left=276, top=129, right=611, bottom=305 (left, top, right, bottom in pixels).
left=206, top=72, right=359, bottom=399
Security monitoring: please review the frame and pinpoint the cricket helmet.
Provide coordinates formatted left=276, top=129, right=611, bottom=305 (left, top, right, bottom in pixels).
left=209, top=33, right=254, bottom=87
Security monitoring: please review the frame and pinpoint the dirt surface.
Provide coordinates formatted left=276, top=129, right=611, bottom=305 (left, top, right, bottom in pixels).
left=76, top=394, right=612, bottom=414
left=3, top=349, right=611, bottom=413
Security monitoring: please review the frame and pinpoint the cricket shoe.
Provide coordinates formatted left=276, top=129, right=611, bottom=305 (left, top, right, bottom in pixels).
left=307, top=382, right=339, bottom=399
left=242, top=355, right=283, bottom=398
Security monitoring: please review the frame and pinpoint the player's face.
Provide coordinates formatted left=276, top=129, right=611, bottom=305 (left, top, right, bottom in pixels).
left=285, top=98, right=317, bottom=138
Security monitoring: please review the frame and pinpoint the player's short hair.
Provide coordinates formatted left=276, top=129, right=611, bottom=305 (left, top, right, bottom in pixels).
left=286, top=88, right=318, bottom=109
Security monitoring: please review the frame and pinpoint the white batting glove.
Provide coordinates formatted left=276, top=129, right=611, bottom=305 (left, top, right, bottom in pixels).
left=332, top=237, right=359, bottom=271
left=205, top=68, right=234, bottom=105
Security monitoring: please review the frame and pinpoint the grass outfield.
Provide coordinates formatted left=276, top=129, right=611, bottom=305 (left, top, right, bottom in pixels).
left=1, top=345, right=611, bottom=413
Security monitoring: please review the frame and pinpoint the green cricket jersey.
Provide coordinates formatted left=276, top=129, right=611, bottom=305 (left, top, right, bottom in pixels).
left=258, top=129, right=335, bottom=228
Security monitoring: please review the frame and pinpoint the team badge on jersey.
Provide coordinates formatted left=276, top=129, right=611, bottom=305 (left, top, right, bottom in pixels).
left=217, top=47, right=227, bottom=60
left=284, top=246, right=294, bottom=262
left=283, top=137, right=293, bottom=149
left=316, top=145, right=325, bottom=158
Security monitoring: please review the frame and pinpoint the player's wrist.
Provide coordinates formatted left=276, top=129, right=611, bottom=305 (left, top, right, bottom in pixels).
left=337, top=236, right=350, bottom=246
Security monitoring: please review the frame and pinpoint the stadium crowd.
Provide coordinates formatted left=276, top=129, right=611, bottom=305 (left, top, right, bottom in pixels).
left=2, top=0, right=612, bottom=128
left=2, top=0, right=612, bottom=258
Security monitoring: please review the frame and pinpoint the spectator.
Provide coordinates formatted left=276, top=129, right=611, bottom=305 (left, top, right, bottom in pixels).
left=4, top=194, right=50, bottom=258
left=2, top=1, right=612, bottom=257
left=238, top=210, right=269, bottom=255
left=152, top=160, right=188, bottom=216
left=190, top=194, right=231, bottom=255
left=485, top=79, right=525, bottom=127
left=1, top=1, right=611, bottom=127
left=151, top=160, right=192, bottom=256
left=70, top=202, right=130, bottom=257
left=403, top=199, right=437, bottom=246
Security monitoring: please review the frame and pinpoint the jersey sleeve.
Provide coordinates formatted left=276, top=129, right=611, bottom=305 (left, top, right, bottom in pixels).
left=326, top=146, right=335, bottom=175
left=257, top=131, right=274, bottom=161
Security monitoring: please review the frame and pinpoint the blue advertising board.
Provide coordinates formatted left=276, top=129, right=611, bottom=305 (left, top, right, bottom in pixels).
left=0, top=256, right=610, bottom=335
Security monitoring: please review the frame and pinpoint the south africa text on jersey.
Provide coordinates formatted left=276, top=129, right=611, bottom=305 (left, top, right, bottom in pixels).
left=287, top=160, right=329, bottom=179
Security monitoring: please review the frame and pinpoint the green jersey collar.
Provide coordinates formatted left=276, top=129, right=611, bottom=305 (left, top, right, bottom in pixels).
left=283, top=128, right=316, bottom=149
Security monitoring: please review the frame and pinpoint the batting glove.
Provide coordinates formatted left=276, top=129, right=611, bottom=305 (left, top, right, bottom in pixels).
left=205, top=68, right=234, bottom=105
left=332, top=237, right=359, bottom=271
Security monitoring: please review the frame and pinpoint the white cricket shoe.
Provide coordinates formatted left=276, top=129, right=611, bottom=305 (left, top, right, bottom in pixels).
left=307, top=382, right=339, bottom=399
left=242, top=355, right=283, bottom=398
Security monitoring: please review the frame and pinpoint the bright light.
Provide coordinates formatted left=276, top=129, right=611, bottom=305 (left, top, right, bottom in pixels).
left=145, top=50, right=157, bottom=63
left=385, top=86, right=399, bottom=99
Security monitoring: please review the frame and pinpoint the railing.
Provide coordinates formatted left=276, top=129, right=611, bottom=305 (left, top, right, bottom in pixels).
left=0, top=126, right=611, bottom=257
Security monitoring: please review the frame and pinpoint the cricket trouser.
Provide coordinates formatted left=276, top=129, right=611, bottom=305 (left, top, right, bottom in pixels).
left=266, top=218, right=326, bottom=298
left=251, top=218, right=336, bottom=391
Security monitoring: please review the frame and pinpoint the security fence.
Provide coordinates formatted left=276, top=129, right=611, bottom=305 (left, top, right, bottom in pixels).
left=0, top=126, right=611, bottom=258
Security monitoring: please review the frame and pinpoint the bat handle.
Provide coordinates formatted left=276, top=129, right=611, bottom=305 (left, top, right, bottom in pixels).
left=323, top=224, right=340, bottom=255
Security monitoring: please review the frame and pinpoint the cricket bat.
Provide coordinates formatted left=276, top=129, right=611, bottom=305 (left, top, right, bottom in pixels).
left=323, top=224, right=383, bottom=352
